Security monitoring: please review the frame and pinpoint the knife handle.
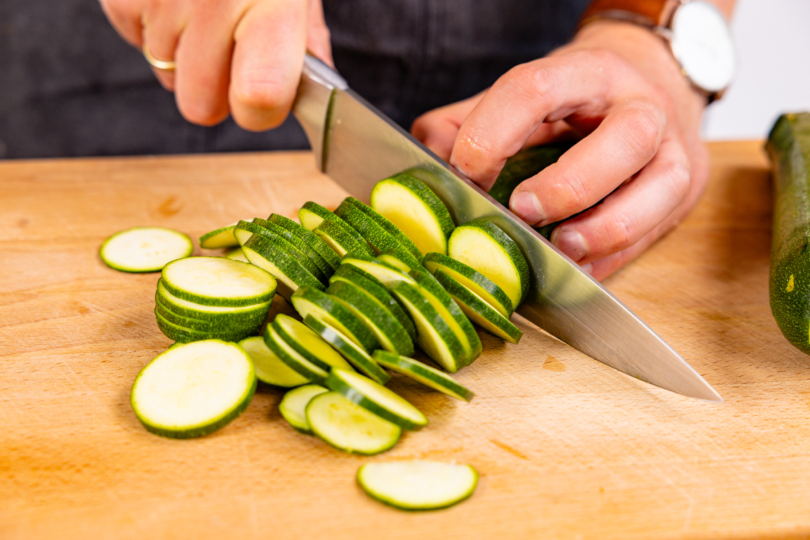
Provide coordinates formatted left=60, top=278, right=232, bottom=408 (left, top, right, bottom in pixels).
left=292, top=54, right=348, bottom=172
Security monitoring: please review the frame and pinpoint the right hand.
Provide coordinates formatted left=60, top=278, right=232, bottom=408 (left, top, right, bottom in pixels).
left=99, top=0, right=332, bottom=130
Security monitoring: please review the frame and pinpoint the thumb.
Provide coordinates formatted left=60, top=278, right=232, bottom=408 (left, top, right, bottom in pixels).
left=306, top=0, right=333, bottom=67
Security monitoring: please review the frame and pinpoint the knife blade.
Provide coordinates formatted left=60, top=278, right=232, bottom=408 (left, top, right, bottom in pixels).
left=292, top=55, right=721, bottom=402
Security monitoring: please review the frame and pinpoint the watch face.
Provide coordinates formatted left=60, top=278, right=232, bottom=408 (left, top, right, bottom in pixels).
left=670, top=1, right=736, bottom=93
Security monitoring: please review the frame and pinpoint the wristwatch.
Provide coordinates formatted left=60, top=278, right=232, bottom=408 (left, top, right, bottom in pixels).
left=579, top=0, right=736, bottom=102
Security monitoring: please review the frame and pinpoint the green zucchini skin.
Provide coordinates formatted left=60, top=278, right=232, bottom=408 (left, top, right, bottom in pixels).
left=488, top=143, right=572, bottom=206
left=767, top=112, right=810, bottom=354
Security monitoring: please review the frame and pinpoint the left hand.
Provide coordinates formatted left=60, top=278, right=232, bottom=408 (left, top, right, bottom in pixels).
left=411, top=20, right=711, bottom=281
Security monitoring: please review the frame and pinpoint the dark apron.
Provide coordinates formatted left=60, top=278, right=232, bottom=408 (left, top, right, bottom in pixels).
left=0, top=0, right=588, bottom=159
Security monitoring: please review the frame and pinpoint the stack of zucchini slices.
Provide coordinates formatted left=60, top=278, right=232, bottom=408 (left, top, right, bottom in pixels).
left=155, top=257, right=276, bottom=343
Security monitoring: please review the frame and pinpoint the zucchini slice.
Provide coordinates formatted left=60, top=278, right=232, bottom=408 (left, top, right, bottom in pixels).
left=155, top=303, right=264, bottom=333
left=340, top=254, right=416, bottom=287
left=199, top=223, right=239, bottom=249
left=372, top=350, right=475, bottom=402
left=343, top=196, right=423, bottom=260
left=422, top=252, right=514, bottom=317
left=242, top=234, right=325, bottom=299
left=100, top=226, right=192, bottom=273
left=370, top=174, right=455, bottom=254
left=306, top=391, right=401, bottom=455
left=448, top=219, right=529, bottom=308
left=278, top=384, right=329, bottom=434
left=313, top=219, right=375, bottom=258
left=326, top=369, right=427, bottom=430
left=268, top=213, right=341, bottom=271
left=300, top=202, right=374, bottom=255
left=326, top=281, right=414, bottom=356
left=389, top=281, right=466, bottom=373
left=155, top=280, right=271, bottom=322
left=239, top=336, right=310, bottom=388
left=290, top=287, right=379, bottom=353
left=336, top=202, right=422, bottom=268
left=263, top=325, right=329, bottom=383
left=433, top=270, right=523, bottom=344
left=225, top=247, right=250, bottom=263
left=155, top=309, right=262, bottom=343
left=329, top=266, right=417, bottom=340
left=409, top=271, right=482, bottom=366
left=253, top=218, right=333, bottom=280
left=237, top=220, right=327, bottom=283
left=303, top=315, right=390, bottom=385
left=130, top=340, right=256, bottom=438
left=357, top=461, right=478, bottom=510
left=161, top=256, right=277, bottom=307
left=272, top=313, right=353, bottom=372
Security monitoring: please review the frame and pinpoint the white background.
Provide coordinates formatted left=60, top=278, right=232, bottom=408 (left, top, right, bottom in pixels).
left=703, top=0, right=810, bottom=140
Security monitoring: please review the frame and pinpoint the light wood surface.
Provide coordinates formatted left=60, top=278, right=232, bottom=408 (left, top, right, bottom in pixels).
left=2, top=142, right=808, bottom=540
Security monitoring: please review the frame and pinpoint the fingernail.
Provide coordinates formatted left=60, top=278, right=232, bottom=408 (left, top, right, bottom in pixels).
left=510, top=191, right=545, bottom=224
left=552, top=229, right=589, bottom=262
left=580, top=262, right=593, bottom=275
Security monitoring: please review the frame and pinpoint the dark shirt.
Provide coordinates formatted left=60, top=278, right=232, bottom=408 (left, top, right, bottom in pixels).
left=0, top=0, right=588, bottom=159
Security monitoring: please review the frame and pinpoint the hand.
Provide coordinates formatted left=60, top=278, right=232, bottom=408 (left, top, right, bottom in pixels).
left=99, top=0, right=332, bottom=130
left=411, top=21, right=711, bottom=281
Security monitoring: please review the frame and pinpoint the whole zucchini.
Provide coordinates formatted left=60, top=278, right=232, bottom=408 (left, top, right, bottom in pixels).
left=766, top=112, right=810, bottom=354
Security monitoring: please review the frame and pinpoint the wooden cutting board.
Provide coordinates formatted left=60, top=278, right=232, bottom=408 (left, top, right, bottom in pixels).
left=2, top=141, right=809, bottom=540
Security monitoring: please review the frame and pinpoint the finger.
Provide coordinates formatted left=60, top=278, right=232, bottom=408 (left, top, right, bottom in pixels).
left=549, top=136, right=689, bottom=264
left=173, top=1, right=240, bottom=125
left=100, top=0, right=146, bottom=47
left=141, top=0, right=188, bottom=91
left=306, top=0, right=333, bottom=67
left=230, top=0, right=309, bottom=132
left=411, top=93, right=484, bottom=161
left=509, top=100, right=665, bottom=225
left=449, top=51, right=626, bottom=190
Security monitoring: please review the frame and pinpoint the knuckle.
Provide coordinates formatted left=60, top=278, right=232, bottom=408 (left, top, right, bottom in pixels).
left=619, top=105, right=664, bottom=161
left=603, top=210, right=638, bottom=251
left=556, top=170, right=591, bottom=214
left=503, top=63, right=558, bottom=104
left=661, top=160, right=691, bottom=198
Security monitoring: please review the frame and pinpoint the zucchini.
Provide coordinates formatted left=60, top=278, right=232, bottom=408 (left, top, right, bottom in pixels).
left=767, top=112, right=810, bottom=354
left=313, top=218, right=375, bottom=258
left=433, top=270, right=523, bottom=344
left=488, top=143, right=571, bottom=206
left=155, top=280, right=271, bottom=322
left=225, top=247, right=250, bottom=263
left=303, top=315, right=391, bottom=384
left=155, top=303, right=264, bottom=333
left=448, top=219, right=529, bottom=308
left=100, top=227, right=192, bottom=273
left=161, top=256, right=277, bottom=307
left=252, top=218, right=333, bottom=280
left=278, top=384, right=328, bottom=433
left=370, top=173, right=455, bottom=254
left=272, top=313, right=353, bottom=372
left=336, top=201, right=422, bottom=267
left=357, top=461, right=478, bottom=511
left=236, top=220, right=327, bottom=282
left=422, top=252, right=514, bottom=317
left=340, top=254, right=415, bottom=287
left=326, top=280, right=414, bottom=356
left=155, top=309, right=261, bottom=343
left=306, top=391, right=402, bottom=455
left=299, top=202, right=374, bottom=256
left=325, top=369, right=427, bottom=430
left=290, top=287, right=379, bottom=353
left=239, top=336, right=310, bottom=387
left=130, top=340, right=256, bottom=438
left=268, top=213, right=341, bottom=271
left=329, top=266, right=417, bottom=340
left=242, top=234, right=325, bottom=299
left=199, top=223, right=239, bottom=249
left=264, top=325, right=329, bottom=383
left=372, top=350, right=475, bottom=402
left=389, top=281, right=466, bottom=373
left=409, top=270, right=482, bottom=366
left=377, top=250, right=422, bottom=273
left=343, top=196, right=423, bottom=259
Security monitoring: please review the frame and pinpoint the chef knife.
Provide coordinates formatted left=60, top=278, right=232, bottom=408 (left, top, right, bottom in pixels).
left=292, top=55, right=721, bottom=402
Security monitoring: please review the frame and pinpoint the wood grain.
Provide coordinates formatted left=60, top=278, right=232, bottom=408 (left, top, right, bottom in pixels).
left=2, top=143, right=809, bottom=540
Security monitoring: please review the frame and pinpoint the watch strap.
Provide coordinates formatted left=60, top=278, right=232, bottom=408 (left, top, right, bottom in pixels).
left=579, top=0, right=680, bottom=29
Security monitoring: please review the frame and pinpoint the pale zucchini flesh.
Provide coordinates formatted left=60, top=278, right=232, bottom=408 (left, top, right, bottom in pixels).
left=326, top=369, right=428, bottom=430
left=357, top=461, right=478, bottom=510
left=161, top=256, right=277, bottom=307
left=340, top=255, right=415, bottom=288
left=272, top=313, right=353, bottom=372
left=372, top=350, right=475, bottom=402
left=314, top=218, right=375, bottom=258
left=422, top=252, right=514, bottom=317
left=278, top=384, right=328, bottom=433
left=100, top=227, right=192, bottom=273
left=199, top=223, right=239, bottom=249
left=343, top=196, right=424, bottom=260
left=239, top=336, right=311, bottom=388
left=225, top=247, right=250, bottom=263
left=263, top=326, right=329, bottom=383
left=242, top=234, right=324, bottom=300
left=131, top=340, right=256, bottom=438
left=290, top=287, right=379, bottom=353
left=306, top=391, right=402, bottom=455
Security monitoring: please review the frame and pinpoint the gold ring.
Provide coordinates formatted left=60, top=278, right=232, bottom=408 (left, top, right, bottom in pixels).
left=143, top=44, right=176, bottom=71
